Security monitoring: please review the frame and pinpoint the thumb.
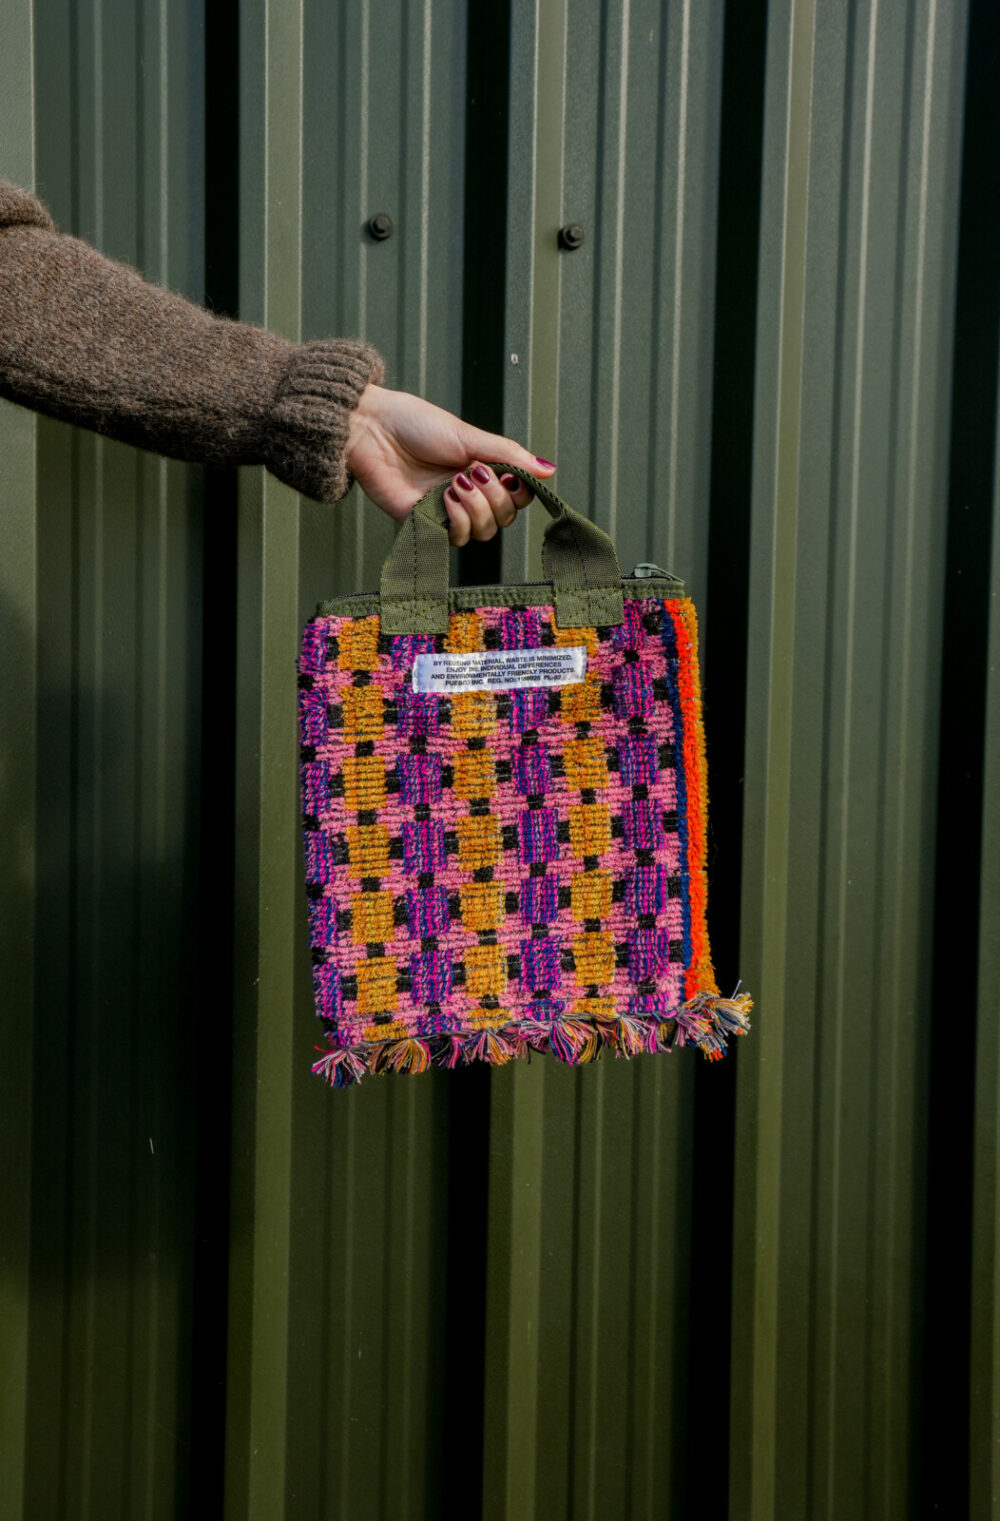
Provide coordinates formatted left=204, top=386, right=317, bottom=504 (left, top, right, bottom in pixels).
left=459, top=427, right=556, bottom=479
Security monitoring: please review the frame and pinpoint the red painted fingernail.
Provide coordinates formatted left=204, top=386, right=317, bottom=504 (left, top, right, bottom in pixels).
left=535, top=457, right=556, bottom=470
left=499, top=473, right=518, bottom=490
left=456, top=472, right=474, bottom=491
left=471, top=464, right=491, bottom=486
left=445, top=487, right=461, bottom=506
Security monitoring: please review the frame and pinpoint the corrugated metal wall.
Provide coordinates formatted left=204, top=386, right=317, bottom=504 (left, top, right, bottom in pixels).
left=3, top=1, right=208, bottom=1517
left=735, top=4, right=966, bottom=1515
left=2, top=1, right=998, bottom=1517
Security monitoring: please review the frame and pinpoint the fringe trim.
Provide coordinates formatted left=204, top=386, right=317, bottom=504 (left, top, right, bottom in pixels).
left=312, top=988, right=752, bottom=1089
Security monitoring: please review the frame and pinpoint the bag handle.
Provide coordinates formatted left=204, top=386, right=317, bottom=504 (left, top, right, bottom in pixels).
left=378, top=464, right=625, bottom=634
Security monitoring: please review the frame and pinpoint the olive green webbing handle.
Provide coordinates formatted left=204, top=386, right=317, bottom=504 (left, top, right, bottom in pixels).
left=378, top=464, right=625, bottom=633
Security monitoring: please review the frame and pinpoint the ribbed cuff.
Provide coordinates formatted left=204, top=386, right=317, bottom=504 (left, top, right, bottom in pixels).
left=0, top=180, right=57, bottom=233
left=264, top=338, right=386, bottom=502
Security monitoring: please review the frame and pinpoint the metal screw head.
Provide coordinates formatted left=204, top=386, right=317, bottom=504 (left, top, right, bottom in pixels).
left=368, top=212, right=394, bottom=241
left=558, top=222, right=585, bottom=251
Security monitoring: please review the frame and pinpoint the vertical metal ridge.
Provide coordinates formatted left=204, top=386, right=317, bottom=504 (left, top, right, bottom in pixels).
left=491, top=6, right=727, bottom=1518
left=629, top=1063, right=664, bottom=1516
left=354, top=0, right=371, bottom=598
left=580, top=1062, right=607, bottom=1515
left=664, top=0, right=690, bottom=569
left=822, top=6, right=881, bottom=1506
left=235, top=4, right=471, bottom=1516
left=523, top=0, right=567, bottom=580
left=734, top=1, right=969, bottom=1516
left=971, top=367, right=1000, bottom=1518
left=484, top=8, right=565, bottom=1512
left=418, top=0, right=433, bottom=397
left=483, top=1063, right=547, bottom=1521
left=606, top=0, right=631, bottom=539
left=14, top=0, right=208, bottom=1511
left=731, top=6, right=816, bottom=1516
left=0, top=1, right=38, bottom=1512
left=867, top=4, right=959, bottom=1509
left=228, top=2, right=305, bottom=1513
left=21, top=15, right=80, bottom=1495
left=924, top=0, right=1000, bottom=1506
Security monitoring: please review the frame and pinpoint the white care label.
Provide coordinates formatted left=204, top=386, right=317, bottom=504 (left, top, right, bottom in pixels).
left=412, top=645, right=588, bottom=694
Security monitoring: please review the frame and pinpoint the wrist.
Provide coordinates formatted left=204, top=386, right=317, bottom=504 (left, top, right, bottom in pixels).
left=346, top=381, right=387, bottom=469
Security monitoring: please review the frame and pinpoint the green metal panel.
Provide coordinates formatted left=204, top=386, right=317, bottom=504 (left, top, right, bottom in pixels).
left=226, top=1, right=469, bottom=1516
left=224, top=2, right=304, bottom=1510
left=502, top=0, right=725, bottom=601
left=483, top=5, right=728, bottom=1519
left=2, top=0, right=997, bottom=1516
left=0, top=7, right=39, bottom=1520
left=732, top=2, right=967, bottom=1518
left=3, top=1, right=208, bottom=1517
left=972, top=372, right=1000, bottom=1519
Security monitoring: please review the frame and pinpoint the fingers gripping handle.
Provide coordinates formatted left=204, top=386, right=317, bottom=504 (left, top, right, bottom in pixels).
left=378, top=464, right=624, bottom=634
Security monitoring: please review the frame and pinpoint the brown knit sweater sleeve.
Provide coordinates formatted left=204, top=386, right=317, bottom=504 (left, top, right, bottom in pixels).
left=0, top=179, right=385, bottom=501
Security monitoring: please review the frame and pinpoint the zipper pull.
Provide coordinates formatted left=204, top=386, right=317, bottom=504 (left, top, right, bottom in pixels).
left=630, top=562, right=671, bottom=579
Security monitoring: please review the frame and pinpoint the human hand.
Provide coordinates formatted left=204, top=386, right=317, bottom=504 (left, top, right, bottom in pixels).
left=344, top=383, right=556, bottom=546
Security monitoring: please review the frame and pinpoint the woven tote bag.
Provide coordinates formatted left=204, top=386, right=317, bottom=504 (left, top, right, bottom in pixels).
left=297, top=466, right=750, bottom=1088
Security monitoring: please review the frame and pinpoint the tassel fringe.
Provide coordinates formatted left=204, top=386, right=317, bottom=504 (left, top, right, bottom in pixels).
left=312, top=989, right=752, bottom=1090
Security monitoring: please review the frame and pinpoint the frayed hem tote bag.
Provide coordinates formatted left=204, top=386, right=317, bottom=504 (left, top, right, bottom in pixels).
left=297, top=466, right=751, bottom=1088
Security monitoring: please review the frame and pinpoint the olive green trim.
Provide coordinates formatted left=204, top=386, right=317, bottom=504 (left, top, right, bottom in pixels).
left=377, top=464, right=629, bottom=633
left=378, top=495, right=452, bottom=632
left=315, top=575, right=684, bottom=620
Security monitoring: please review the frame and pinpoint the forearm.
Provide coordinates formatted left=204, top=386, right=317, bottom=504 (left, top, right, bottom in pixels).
left=0, top=180, right=383, bottom=500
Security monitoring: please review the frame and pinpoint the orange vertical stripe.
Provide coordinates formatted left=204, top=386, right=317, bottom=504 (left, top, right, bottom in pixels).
left=666, top=599, right=719, bottom=1000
